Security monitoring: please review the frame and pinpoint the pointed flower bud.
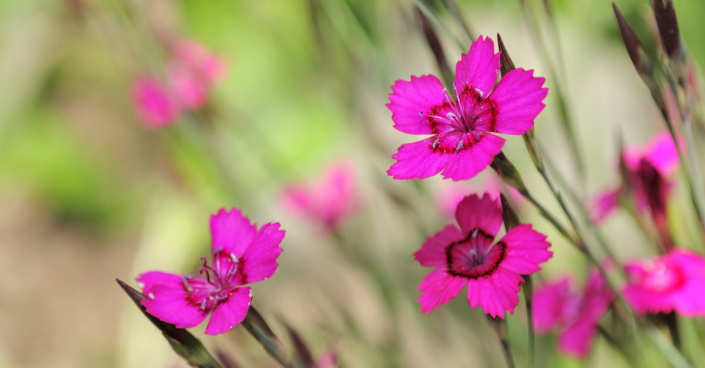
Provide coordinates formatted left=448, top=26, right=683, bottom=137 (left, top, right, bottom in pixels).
left=652, top=0, right=682, bottom=60
left=613, top=4, right=653, bottom=78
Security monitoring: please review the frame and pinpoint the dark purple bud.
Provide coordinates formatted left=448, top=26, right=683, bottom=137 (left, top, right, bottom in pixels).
left=497, top=33, right=516, bottom=77
left=500, top=194, right=520, bottom=231
left=613, top=4, right=652, bottom=77
left=652, top=0, right=681, bottom=59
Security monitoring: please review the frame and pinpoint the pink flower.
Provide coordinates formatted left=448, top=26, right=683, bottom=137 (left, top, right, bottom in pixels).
left=533, top=270, right=614, bottom=358
left=132, top=76, right=181, bottom=128
left=167, top=39, right=228, bottom=110
left=414, top=194, right=552, bottom=317
left=386, top=36, right=548, bottom=181
left=623, top=249, right=705, bottom=317
left=590, top=132, right=679, bottom=223
left=137, top=208, right=285, bottom=335
left=282, top=163, right=358, bottom=231
left=132, top=39, right=226, bottom=127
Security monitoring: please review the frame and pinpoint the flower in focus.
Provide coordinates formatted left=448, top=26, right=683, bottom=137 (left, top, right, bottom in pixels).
left=623, top=249, right=705, bottom=317
left=137, top=208, right=285, bottom=335
left=414, top=194, right=552, bottom=317
left=533, top=270, right=614, bottom=358
left=132, top=39, right=227, bottom=128
left=387, top=36, right=548, bottom=181
left=590, top=132, right=679, bottom=223
left=133, top=76, right=181, bottom=128
left=282, top=162, right=358, bottom=231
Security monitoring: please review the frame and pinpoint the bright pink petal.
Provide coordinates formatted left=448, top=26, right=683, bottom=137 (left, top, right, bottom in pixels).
left=466, top=268, right=524, bottom=318
left=454, top=36, right=500, bottom=98
left=580, top=270, right=614, bottom=321
left=316, top=350, right=338, bottom=368
left=137, top=271, right=208, bottom=329
left=204, top=287, right=252, bottom=335
left=132, top=76, right=180, bottom=128
left=589, top=188, right=621, bottom=224
left=388, top=138, right=452, bottom=179
left=668, top=250, right=705, bottom=316
left=454, top=193, right=503, bottom=237
left=210, top=208, right=257, bottom=257
left=532, top=277, right=573, bottom=332
left=644, top=132, right=680, bottom=175
left=499, top=224, right=552, bottom=274
left=439, top=133, right=505, bottom=181
left=174, top=39, right=227, bottom=84
left=414, top=225, right=464, bottom=267
left=558, top=319, right=597, bottom=358
left=417, top=268, right=467, bottom=314
left=167, top=62, right=209, bottom=110
left=387, top=75, right=447, bottom=134
left=281, top=186, right=314, bottom=217
left=487, top=69, right=548, bottom=135
left=240, top=223, right=285, bottom=283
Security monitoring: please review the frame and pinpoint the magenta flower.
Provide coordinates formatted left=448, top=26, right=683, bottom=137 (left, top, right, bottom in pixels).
left=386, top=36, right=548, bottom=181
left=137, top=208, right=285, bottom=335
left=533, top=270, right=614, bottom=358
left=282, top=162, right=358, bottom=231
left=590, top=132, right=680, bottom=223
left=414, top=194, right=552, bottom=317
left=132, top=76, right=181, bottom=128
left=132, top=39, right=226, bottom=128
left=623, top=249, right=705, bottom=317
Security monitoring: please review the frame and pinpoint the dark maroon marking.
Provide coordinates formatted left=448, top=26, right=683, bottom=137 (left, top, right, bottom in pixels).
left=458, top=84, right=499, bottom=133
left=444, top=229, right=506, bottom=279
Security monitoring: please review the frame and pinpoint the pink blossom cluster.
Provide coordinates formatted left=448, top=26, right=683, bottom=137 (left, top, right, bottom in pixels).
left=132, top=39, right=227, bottom=128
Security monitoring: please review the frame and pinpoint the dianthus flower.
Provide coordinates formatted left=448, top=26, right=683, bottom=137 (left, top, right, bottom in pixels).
left=533, top=270, right=614, bottom=358
left=414, top=194, right=552, bottom=317
left=623, top=249, right=705, bottom=317
left=137, top=208, right=284, bottom=335
left=132, top=39, right=226, bottom=128
left=591, top=132, right=679, bottom=223
left=387, top=36, right=548, bottom=181
left=282, top=162, right=358, bottom=231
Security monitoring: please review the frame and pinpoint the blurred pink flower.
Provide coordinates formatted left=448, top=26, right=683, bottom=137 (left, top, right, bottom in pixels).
left=137, top=208, right=284, bottom=335
left=414, top=194, right=552, bottom=317
left=132, top=39, right=226, bottom=127
left=590, top=132, right=680, bottom=224
left=132, top=76, right=181, bottom=128
left=387, top=35, right=548, bottom=181
left=624, top=249, right=705, bottom=317
left=533, top=270, right=614, bottom=358
left=282, top=163, right=358, bottom=231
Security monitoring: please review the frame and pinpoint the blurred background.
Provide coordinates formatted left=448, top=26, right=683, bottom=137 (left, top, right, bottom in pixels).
left=1, top=0, right=705, bottom=367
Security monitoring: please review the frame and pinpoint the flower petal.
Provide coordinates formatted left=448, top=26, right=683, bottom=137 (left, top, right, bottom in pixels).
left=210, top=208, right=257, bottom=257
left=133, top=76, right=180, bottom=127
left=387, top=75, right=447, bottom=134
left=558, top=319, right=598, bottom=358
left=455, top=193, right=503, bottom=238
left=137, top=271, right=208, bottom=329
left=589, top=188, right=622, bottom=224
left=498, top=224, right=552, bottom=274
left=440, top=133, right=505, bottom=181
left=204, top=287, right=252, bottom=335
left=240, top=223, right=285, bottom=283
left=387, top=138, right=452, bottom=180
left=487, top=69, right=548, bottom=135
left=466, top=268, right=524, bottom=318
left=417, top=268, right=467, bottom=314
left=532, top=277, right=573, bottom=332
left=414, top=225, right=464, bottom=267
left=644, top=132, right=680, bottom=176
left=455, top=36, right=500, bottom=98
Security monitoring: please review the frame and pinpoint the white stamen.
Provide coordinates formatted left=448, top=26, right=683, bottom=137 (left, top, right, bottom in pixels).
left=137, top=282, right=145, bottom=289
left=148, top=292, right=155, bottom=300
left=474, top=88, right=484, bottom=98
left=455, top=140, right=464, bottom=152
left=472, top=229, right=479, bottom=238
left=231, top=253, right=239, bottom=262
left=432, top=138, right=440, bottom=150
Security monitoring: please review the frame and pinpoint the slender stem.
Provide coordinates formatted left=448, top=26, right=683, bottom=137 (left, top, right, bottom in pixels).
left=523, top=276, right=535, bottom=368
left=487, top=317, right=516, bottom=368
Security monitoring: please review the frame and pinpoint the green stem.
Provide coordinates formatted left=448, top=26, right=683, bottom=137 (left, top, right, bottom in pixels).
left=523, top=276, right=535, bottom=368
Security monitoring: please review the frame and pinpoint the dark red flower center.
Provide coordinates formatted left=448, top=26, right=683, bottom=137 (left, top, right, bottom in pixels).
left=445, top=229, right=506, bottom=279
left=182, top=251, right=247, bottom=311
left=421, top=85, right=499, bottom=154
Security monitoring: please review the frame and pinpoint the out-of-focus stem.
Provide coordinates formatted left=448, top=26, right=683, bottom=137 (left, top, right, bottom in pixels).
left=518, top=0, right=586, bottom=186
left=487, top=317, right=516, bottom=368
left=522, top=276, right=535, bottom=368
